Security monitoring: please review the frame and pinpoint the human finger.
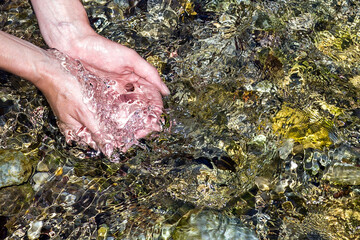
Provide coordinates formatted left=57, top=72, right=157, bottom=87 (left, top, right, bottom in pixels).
left=124, top=48, right=170, bottom=96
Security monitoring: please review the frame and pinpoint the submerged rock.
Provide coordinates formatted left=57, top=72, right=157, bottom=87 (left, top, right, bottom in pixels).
left=27, top=221, right=43, bottom=240
left=0, top=184, right=34, bottom=216
left=166, top=163, right=247, bottom=209
left=272, top=106, right=333, bottom=149
left=31, top=172, right=50, bottom=191
left=323, top=163, right=360, bottom=185
left=172, top=210, right=258, bottom=240
left=0, top=150, right=33, bottom=188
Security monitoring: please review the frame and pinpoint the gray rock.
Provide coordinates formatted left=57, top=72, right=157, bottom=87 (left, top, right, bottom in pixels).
left=27, top=221, right=43, bottom=240
left=172, top=210, right=258, bottom=240
left=278, top=139, right=294, bottom=160
left=36, top=161, right=49, bottom=172
left=32, top=172, right=50, bottom=191
left=0, top=150, right=33, bottom=188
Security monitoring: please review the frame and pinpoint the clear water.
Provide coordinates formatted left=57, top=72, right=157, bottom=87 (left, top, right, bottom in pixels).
left=0, top=0, right=360, bottom=239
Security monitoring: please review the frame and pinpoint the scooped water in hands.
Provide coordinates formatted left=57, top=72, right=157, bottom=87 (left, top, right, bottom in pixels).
left=50, top=49, right=164, bottom=160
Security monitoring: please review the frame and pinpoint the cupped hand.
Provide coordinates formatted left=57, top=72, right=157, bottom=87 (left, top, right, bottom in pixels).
left=38, top=38, right=168, bottom=157
left=28, top=0, right=169, bottom=157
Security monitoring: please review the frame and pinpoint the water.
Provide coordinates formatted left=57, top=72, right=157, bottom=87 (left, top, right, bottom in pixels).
left=1, top=0, right=360, bottom=239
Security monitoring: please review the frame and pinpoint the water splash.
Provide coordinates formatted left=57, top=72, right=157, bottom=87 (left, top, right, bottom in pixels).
left=49, top=49, right=163, bottom=161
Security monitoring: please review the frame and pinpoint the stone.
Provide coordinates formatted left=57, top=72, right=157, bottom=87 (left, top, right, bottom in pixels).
left=32, top=172, right=50, bottom=191
left=272, top=106, right=332, bottom=149
left=0, top=184, right=34, bottom=216
left=322, top=163, right=360, bottom=185
left=166, top=165, right=240, bottom=209
left=36, top=161, right=49, bottom=172
left=278, top=139, right=294, bottom=160
left=0, top=150, right=33, bottom=188
left=350, top=75, right=360, bottom=89
left=255, top=177, right=271, bottom=191
left=172, top=210, right=258, bottom=240
left=27, top=221, right=43, bottom=240
left=97, top=224, right=109, bottom=239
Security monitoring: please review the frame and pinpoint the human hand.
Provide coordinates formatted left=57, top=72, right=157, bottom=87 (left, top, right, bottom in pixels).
left=57, top=35, right=170, bottom=156
left=38, top=49, right=166, bottom=158
left=30, top=0, right=169, bottom=157
left=30, top=0, right=169, bottom=94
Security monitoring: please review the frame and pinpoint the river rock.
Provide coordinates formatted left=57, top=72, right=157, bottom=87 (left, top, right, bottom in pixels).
left=172, top=210, right=258, bottom=240
left=0, top=150, right=33, bottom=188
left=322, top=163, right=360, bottom=185
left=32, top=172, right=50, bottom=191
left=27, top=221, right=43, bottom=240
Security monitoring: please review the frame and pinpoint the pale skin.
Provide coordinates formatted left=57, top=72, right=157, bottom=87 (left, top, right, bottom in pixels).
left=0, top=0, right=169, bottom=150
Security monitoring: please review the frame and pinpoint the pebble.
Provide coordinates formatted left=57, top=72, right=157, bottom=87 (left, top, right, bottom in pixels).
left=27, top=221, right=43, bottom=240
left=32, top=172, right=50, bottom=191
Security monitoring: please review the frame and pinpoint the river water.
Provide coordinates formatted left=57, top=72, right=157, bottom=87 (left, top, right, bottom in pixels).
left=0, top=0, right=359, bottom=239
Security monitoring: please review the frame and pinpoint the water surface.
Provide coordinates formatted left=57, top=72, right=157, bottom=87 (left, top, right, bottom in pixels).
left=0, top=0, right=359, bottom=239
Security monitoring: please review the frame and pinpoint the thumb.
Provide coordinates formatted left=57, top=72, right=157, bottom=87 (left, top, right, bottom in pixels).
left=125, top=49, right=170, bottom=96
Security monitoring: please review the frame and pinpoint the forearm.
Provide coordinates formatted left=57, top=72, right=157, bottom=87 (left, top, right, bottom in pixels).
left=30, top=0, right=95, bottom=53
left=0, top=31, right=47, bottom=86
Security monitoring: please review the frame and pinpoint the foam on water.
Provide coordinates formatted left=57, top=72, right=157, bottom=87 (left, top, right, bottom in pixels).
left=49, top=49, right=163, bottom=160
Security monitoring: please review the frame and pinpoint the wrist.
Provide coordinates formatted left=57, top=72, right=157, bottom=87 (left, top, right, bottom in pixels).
left=30, top=0, right=95, bottom=53
left=44, top=22, right=95, bottom=54
left=31, top=50, right=56, bottom=91
left=0, top=31, right=50, bottom=88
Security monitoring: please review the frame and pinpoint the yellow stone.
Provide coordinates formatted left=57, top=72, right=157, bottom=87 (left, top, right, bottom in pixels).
left=282, top=201, right=294, bottom=212
left=185, top=1, right=197, bottom=16
left=54, top=167, right=63, bottom=176
left=350, top=75, right=360, bottom=89
left=272, top=106, right=332, bottom=149
left=314, top=29, right=360, bottom=65
left=97, top=226, right=108, bottom=238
